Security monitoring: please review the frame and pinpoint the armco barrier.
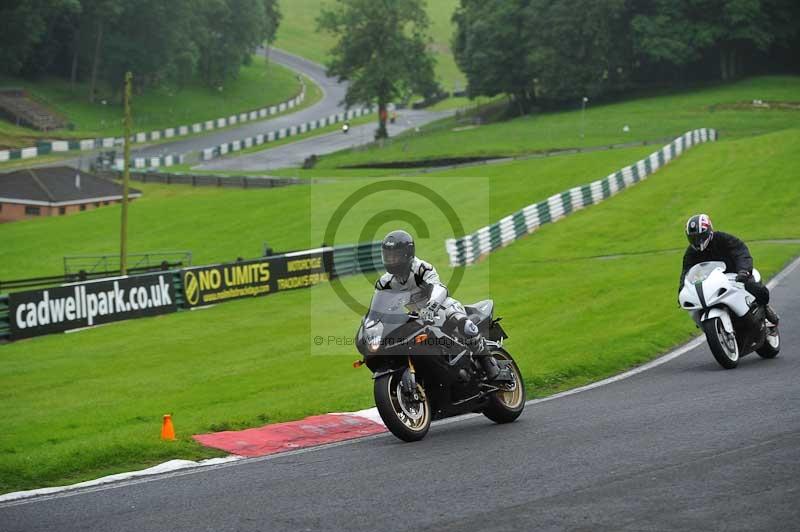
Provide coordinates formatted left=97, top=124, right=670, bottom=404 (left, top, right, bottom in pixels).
left=200, top=105, right=377, bottom=162
left=446, top=128, right=718, bottom=266
left=123, top=172, right=307, bottom=189
left=2, top=79, right=307, bottom=162
left=0, top=241, right=384, bottom=343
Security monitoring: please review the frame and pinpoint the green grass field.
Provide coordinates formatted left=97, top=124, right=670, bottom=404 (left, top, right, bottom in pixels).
left=275, top=0, right=465, bottom=91
left=315, top=76, right=800, bottom=168
left=1, top=123, right=799, bottom=493
left=0, top=55, right=303, bottom=149
left=0, top=145, right=658, bottom=280
left=193, top=74, right=799, bottom=180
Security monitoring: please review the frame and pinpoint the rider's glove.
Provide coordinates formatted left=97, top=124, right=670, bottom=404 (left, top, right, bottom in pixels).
left=735, top=270, right=751, bottom=283
left=419, top=301, right=440, bottom=323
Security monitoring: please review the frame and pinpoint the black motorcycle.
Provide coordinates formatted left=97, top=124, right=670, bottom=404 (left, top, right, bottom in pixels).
left=355, top=290, right=525, bottom=442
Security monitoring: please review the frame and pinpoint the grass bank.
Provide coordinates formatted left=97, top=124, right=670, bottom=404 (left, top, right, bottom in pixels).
left=315, top=76, right=800, bottom=168
left=0, top=56, right=303, bottom=148
left=0, top=145, right=657, bottom=280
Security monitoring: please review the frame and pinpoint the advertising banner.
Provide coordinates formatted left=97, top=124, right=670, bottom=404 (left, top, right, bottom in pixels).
left=181, top=248, right=332, bottom=308
left=9, top=273, right=177, bottom=340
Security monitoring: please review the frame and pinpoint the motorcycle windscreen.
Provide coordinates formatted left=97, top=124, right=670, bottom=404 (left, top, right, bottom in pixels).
left=366, top=289, right=413, bottom=336
left=685, top=261, right=727, bottom=284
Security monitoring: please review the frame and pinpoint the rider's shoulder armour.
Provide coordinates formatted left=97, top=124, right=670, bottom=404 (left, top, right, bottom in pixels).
left=375, top=272, right=394, bottom=290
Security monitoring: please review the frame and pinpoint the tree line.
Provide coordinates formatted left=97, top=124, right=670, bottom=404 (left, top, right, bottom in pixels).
left=452, top=0, right=800, bottom=111
left=0, top=0, right=280, bottom=102
left=318, top=0, right=438, bottom=139
left=3, top=0, right=796, bottom=133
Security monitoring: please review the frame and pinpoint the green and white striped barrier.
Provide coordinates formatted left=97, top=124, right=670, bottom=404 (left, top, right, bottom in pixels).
left=445, top=128, right=718, bottom=267
left=200, top=105, right=378, bottom=161
left=332, top=241, right=384, bottom=277
left=0, top=82, right=306, bottom=163
left=112, top=153, right=185, bottom=171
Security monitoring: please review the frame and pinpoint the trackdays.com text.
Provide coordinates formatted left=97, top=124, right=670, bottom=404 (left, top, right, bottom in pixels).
left=14, top=277, right=172, bottom=329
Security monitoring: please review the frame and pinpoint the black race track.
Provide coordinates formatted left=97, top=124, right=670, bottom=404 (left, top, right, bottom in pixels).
left=2, top=258, right=799, bottom=531
left=130, top=48, right=350, bottom=160
left=131, top=49, right=450, bottom=169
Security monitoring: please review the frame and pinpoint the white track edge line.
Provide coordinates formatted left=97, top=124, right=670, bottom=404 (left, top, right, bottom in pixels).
left=0, top=456, right=243, bottom=505
left=3, top=255, right=798, bottom=507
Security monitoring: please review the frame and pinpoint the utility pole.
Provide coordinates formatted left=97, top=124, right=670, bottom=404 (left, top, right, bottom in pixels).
left=120, top=72, right=132, bottom=276
left=580, top=96, right=589, bottom=140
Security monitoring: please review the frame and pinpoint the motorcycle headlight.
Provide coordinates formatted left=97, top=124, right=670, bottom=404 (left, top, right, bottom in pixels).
left=368, top=336, right=382, bottom=353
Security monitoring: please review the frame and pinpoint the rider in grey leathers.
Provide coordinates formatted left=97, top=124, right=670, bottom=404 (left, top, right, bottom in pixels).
left=375, top=230, right=500, bottom=380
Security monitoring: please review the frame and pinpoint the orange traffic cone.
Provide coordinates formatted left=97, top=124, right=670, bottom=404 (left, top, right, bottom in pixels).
left=161, top=414, right=176, bottom=441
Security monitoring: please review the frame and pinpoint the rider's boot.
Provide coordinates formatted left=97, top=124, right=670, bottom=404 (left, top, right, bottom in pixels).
left=462, top=318, right=500, bottom=380
left=467, top=335, right=499, bottom=380
left=765, top=304, right=780, bottom=325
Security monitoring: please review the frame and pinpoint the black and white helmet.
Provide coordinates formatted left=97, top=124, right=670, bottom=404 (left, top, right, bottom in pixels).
left=685, top=214, right=714, bottom=251
left=381, top=230, right=415, bottom=277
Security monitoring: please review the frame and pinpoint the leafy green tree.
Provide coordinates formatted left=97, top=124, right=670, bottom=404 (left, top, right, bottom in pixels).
left=196, top=0, right=281, bottom=87
left=525, top=0, right=629, bottom=102
left=716, top=0, right=771, bottom=79
left=632, top=0, right=797, bottom=80
left=101, top=0, right=196, bottom=95
left=453, top=0, right=799, bottom=104
left=0, top=0, right=80, bottom=76
left=452, top=0, right=537, bottom=113
left=17, top=1, right=83, bottom=80
left=318, top=0, right=438, bottom=139
left=0, top=0, right=282, bottom=102
left=261, top=0, right=281, bottom=46
left=82, top=0, right=123, bottom=102
left=453, top=0, right=628, bottom=108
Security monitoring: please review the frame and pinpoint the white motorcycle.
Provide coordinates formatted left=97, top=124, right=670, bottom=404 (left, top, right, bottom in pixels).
left=679, top=261, right=780, bottom=369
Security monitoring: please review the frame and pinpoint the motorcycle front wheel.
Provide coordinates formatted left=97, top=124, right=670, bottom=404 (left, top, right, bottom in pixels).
left=482, top=348, right=526, bottom=423
left=702, top=317, right=739, bottom=369
left=374, top=372, right=431, bottom=442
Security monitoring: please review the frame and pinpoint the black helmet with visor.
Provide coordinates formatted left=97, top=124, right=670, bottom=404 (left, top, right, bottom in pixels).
left=381, top=230, right=415, bottom=278
left=685, top=214, right=714, bottom=251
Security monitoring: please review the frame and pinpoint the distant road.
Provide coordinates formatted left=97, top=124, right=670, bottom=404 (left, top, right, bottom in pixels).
left=130, top=48, right=350, bottom=160
left=133, top=49, right=453, bottom=172
left=10, top=48, right=454, bottom=173
left=196, top=109, right=451, bottom=171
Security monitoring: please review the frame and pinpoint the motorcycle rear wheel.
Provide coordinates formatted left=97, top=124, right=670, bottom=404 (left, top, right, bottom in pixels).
left=703, top=317, right=739, bottom=369
left=482, top=348, right=526, bottom=423
left=374, top=372, right=431, bottom=442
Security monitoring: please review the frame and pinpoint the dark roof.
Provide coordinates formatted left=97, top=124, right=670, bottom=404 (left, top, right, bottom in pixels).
left=0, top=166, right=141, bottom=204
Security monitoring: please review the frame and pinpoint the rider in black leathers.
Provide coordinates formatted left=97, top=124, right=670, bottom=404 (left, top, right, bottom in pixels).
left=679, top=214, right=779, bottom=324
left=376, top=230, right=501, bottom=380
